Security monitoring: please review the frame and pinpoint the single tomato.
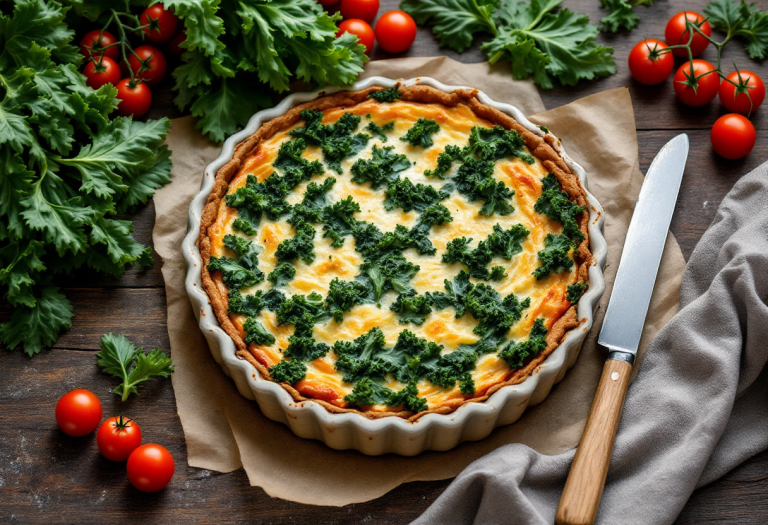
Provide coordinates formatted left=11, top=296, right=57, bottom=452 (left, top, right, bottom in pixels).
left=340, top=0, right=380, bottom=23
left=97, top=416, right=143, bottom=462
left=665, top=11, right=712, bottom=57
left=167, top=31, right=187, bottom=56
left=140, top=4, right=179, bottom=44
left=128, top=45, right=167, bottom=86
left=80, top=30, right=119, bottom=61
left=337, top=19, right=375, bottom=55
left=711, top=114, right=756, bottom=159
left=673, top=60, right=720, bottom=107
left=375, top=11, right=417, bottom=54
left=127, top=444, right=175, bottom=492
left=55, top=389, right=102, bottom=437
left=719, top=70, right=765, bottom=115
left=116, top=79, right=152, bottom=117
left=628, top=39, right=674, bottom=85
left=83, top=56, right=121, bottom=89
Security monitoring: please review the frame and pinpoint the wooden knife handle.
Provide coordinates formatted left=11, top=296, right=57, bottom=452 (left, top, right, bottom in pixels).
left=555, top=358, right=632, bottom=525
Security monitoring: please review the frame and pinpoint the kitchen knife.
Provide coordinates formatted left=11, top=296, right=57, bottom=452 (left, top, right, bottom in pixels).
left=556, top=134, right=690, bottom=525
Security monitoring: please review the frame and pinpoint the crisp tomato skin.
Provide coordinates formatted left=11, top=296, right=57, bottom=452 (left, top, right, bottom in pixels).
left=719, top=70, right=766, bottom=115
left=55, top=389, right=103, bottom=437
left=140, top=4, right=179, bottom=44
left=665, top=11, right=712, bottom=57
left=127, top=444, right=175, bottom=492
left=375, top=11, right=417, bottom=54
left=83, top=56, right=121, bottom=89
left=673, top=60, right=720, bottom=107
left=337, top=19, right=375, bottom=55
left=628, top=39, right=674, bottom=85
left=116, top=79, right=153, bottom=118
left=711, top=114, right=756, bottom=160
left=80, top=30, right=119, bottom=61
left=128, top=45, right=167, bottom=86
left=97, top=416, right=143, bottom=462
left=340, top=0, right=380, bottom=22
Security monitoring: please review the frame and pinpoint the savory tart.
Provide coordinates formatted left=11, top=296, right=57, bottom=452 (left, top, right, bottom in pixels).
left=199, top=84, right=591, bottom=420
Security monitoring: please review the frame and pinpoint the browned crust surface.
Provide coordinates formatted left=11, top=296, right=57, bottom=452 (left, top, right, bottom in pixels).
left=198, top=84, right=592, bottom=421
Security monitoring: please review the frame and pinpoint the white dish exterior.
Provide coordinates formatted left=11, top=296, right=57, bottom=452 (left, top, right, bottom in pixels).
left=182, top=76, right=607, bottom=456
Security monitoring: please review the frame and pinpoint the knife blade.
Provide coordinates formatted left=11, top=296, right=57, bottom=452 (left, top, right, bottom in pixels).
left=598, top=133, right=690, bottom=362
left=556, top=134, right=690, bottom=525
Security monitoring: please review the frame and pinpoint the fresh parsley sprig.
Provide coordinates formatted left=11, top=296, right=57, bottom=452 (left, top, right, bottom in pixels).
left=97, top=333, right=175, bottom=401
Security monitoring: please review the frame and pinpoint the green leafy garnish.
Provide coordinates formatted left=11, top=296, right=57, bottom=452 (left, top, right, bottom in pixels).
left=467, top=125, right=534, bottom=163
left=442, top=224, right=528, bottom=280
left=599, top=0, right=655, bottom=33
left=533, top=233, right=574, bottom=280
left=427, top=270, right=474, bottom=317
left=455, top=158, right=516, bottom=216
left=400, top=118, right=441, bottom=148
left=228, top=289, right=265, bottom=317
left=268, top=262, right=296, bottom=287
left=345, top=378, right=428, bottom=412
left=321, top=196, right=360, bottom=247
left=567, top=281, right=588, bottom=303
left=243, top=318, right=276, bottom=346
left=424, top=145, right=463, bottom=178
left=333, top=327, right=389, bottom=383
left=325, top=277, right=370, bottom=322
left=384, top=177, right=450, bottom=212
left=269, top=359, right=307, bottom=384
left=359, top=252, right=420, bottom=301
left=534, top=173, right=585, bottom=244
left=290, top=111, right=369, bottom=173
left=705, top=0, right=768, bottom=60
left=365, top=120, right=395, bottom=141
left=97, top=333, right=174, bottom=402
left=390, top=290, right=433, bottom=324
left=284, top=335, right=330, bottom=361
left=368, top=86, right=402, bottom=102
left=499, top=318, right=548, bottom=368
left=275, top=224, right=317, bottom=264
left=350, top=145, right=411, bottom=189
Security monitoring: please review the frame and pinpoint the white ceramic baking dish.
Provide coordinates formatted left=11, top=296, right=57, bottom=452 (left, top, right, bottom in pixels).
left=182, top=76, right=607, bottom=456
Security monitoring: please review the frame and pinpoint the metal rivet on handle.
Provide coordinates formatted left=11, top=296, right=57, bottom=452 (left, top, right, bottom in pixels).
left=611, top=371, right=619, bottom=381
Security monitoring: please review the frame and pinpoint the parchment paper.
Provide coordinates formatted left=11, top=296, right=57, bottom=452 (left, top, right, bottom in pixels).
left=152, top=57, right=686, bottom=505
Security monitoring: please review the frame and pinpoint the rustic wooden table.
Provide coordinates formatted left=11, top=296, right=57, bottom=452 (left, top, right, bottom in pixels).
left=3, top=0, right=767, bottom=522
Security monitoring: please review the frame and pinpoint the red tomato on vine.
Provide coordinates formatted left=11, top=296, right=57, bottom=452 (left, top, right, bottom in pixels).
left=116, top=79, right=152, bottom=117
left=83, top=56, right=120, bottom=89
left=80, top=30, right=118, bottom=61
left=140, top=4, right=179, bottom=45
left=97, top=416, right=143, bottom=462
left=128, top=45, right=168, bottom=86
left=673, top=60, right=720, bottom=107
left=719, top=70, right=765, bottom=115
left=711, top=114, right=756, bottom=159
left=628, top=39, right=674, bottom=86
left=665, top=11, right=712, bottom=57
left=337, top=19, right=375, bottom=55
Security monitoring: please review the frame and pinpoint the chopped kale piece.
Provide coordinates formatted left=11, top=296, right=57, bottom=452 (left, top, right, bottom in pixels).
left=539, top=125, right=550, bottom=133
left=365, top=120, right=395, bottom=142
left=427, top=270, right=474, bottom=317
left=485, top=224, right=530, bottom=259
left=228, top=289, right=265, bottom=317
left=368, top=86, right=401, bottom=102
left=287, top=203, right=322, bottom=228
left=351, top=221, right=384, bottom=256
left=263, top=289, right=286, bottom=311
left=275, top=225, right=316, bottom=264
left=232, top=218, right=257, bottom=235
left=441, top=224, right=528, bottom=280
left=321, top=196, right=361, bottom=247
left=390, top=381, right=429, bottom=412
left=427, top=349, right=479, bottom=394
left=424, top=144, right=463, bottom=178
left=490, top=266, right=507, bottom=281
left=303, top=177, right=336, bottom=209
left=465, top=283, right=531, bottom=338
left=384, top=177, right=450, bottom=212
left=567, top=281, right=588, bottom=303
left=275, top=292, right=328, bottom=331
left=243, top=318, right=276, bottom=346
left=223, top=234, right=262, bottom=272
left=499, top=318, right=549, bottom=369
left=290, top=111, right=369, bottom=173
left=333, top=327, right=391, bottom=383
left=325, top=278, right=370, bottom=322
left=284, top=335, right=330, bottom=361
left=269, top=359, right=307, bottom=384
left=454, top=158, right=515, bottom=216
left=407, top=203, right=453, bottom=255
left=268, top=262, right=296, bottom=287
left=534, top=173, right=585, bottom=244
left=273, top=137, right=325, bottom=186
left=350, top=145, right=411, bottom=189
left=466, top=125, right=535, bottom=163
left=225, top=172, right=295, bottom=222
left=323, top=132, right=369, bottom=173
left=390, top=290, right=433, bottom=325
left=208, top=255, right=263, bottom=290
left=533, top=233, right=574, bottom=280
left=343, top=378, right=428, bottom=412
left=359, top=252, right=420, bottom=301
left=400, top=118, right=441, bottom=148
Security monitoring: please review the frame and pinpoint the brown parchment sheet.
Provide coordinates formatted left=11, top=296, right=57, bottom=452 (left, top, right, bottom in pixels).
left=152, top=56, right=686, bottom=506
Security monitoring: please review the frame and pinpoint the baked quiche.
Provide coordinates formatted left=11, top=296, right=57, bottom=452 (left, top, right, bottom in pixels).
left=199, top=84, right=591, bottom=420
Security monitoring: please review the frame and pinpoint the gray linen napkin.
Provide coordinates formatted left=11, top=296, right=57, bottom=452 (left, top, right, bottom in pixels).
left=415, top=162, right=768, bottom=525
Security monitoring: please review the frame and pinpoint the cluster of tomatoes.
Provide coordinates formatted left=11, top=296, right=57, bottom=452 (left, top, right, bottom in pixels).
left=55, top=389, right=175, bottom=493
left=81, top=4, right=183, bottom=118
left=628, top=11, right=763, bottom=160
left=319, top=0, right=417, bottom=55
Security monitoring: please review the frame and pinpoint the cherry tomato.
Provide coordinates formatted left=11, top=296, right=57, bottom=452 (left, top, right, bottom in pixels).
left=673, top=60, right=720, bottom=107
left=83, top=57, right=121, bottom=89
left=127, top=444, right=175, bottom=492
left=97, top=415, right=143, bottom=462
left=140, top=4, right=179, bottom=45
left=340, top=0, right=380, bottom=23
left=375, top=11, right=417, bottom=54
left=317, top=0, right=340, bottom=5
left=167, top=31, right=187, bottom=56
left=337, top=19, right=375, bottom=55
left=628, top=39, right=674, bottom=86
left=711, top=114, right=756, bottom=160
left=55, top=389, right=102, bottom=437
left=128, top=45, right=167, bottom=86
left=665, top=11, right=712, bottom=57
left=116, top=79, right=152, bottom=118
left=80, top=30, right=119, bottom=61
left=719, top=70, right=765, bottom=115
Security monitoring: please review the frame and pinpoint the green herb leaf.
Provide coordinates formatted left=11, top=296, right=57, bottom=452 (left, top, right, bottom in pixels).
left=705, top=0, right=768, bottom=60
left=97, top=333, right=174, bottom=401
left=533, top=233, right=574, bottom=279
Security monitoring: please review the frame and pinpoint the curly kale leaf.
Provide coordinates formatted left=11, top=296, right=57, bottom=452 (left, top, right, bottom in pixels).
left=442, top=235, right=509, bottom=281
left=275, top=292, right=329, bottom=333
left=534, top=173, right=585, bottom=244
left=455, top=158, right=515, bottom=216
left=273, top=137, right=325, bottom=186
left=465, top=283, right=530, bottom=337
left=427, top=270, right=475, bottom=317
left=97, top=333, right=174, bottom=402
left=359, top=251, right=420, bottom=301
left=333, top=327, right=391, bottom=383
left=284, top=335, right=330, bottom=361
left=400, top=0, right=498, bottom=53
left=350, top=145, right=411, bottom=189
left=467, top=125, right=534, bottom=163
left=263, top=288, right=286, bottom=311
left=533, top=233, right=574, bottom=280
left=321, top=196, right=360, bottom=247
left=232, top=217, right=257, bottom=235
left=344, top=378, right=428, bottom=412
left=269, top=359, right=307, bottom=384
left=499, top=317, right=548, bottom=368
left=225, top=173, right=291, bottom=223
left=599, top=0, right=654, bottom=33
left=288, top=177, right=336, bottom=227
left=424, top=144, right=464, bottom=178
left=486, top=223, right=530, bottom=259
left=351, top=221, right=384, bottom=256
left=408, top=203, right=454, bottom=255
left=275, top=224, right=316, bottom=264
left=567, top=281, right=588, bottom=303
left=427, top=349, right=478, bottom=394
left=368, top=86, right=402, bottom=102
left=228, top=289, right=265, bottom=317
left=290, top=111, right=369, bottom=173
left=208, top=254, right=264, bottom=290
left=325, top=277, right=371, bottom=322
left=365, top=120, right=395, bottom=142
left=390, top=290, right=433, bottom=325
left=223, top=233, right=262, bottom=270
left=268, top=261, right=296, bottom=287
left=400, top=118, right=441, bottom=148
left=243, top=318, right=276, bottom=346
left=384, top=177, right=451, bottom=212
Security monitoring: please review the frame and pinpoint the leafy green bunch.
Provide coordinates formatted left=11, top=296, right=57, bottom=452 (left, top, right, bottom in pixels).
left=0, top=0, right=172, bottom=356
left=400, top=0, right=616, bottom=89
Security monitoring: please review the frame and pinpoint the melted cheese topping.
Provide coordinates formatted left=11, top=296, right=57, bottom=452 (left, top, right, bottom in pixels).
left=209, top=100, right=577, bottom=412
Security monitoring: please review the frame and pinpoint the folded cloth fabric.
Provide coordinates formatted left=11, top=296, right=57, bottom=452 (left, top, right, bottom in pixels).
left=415, top=162, right=768, bottom=525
